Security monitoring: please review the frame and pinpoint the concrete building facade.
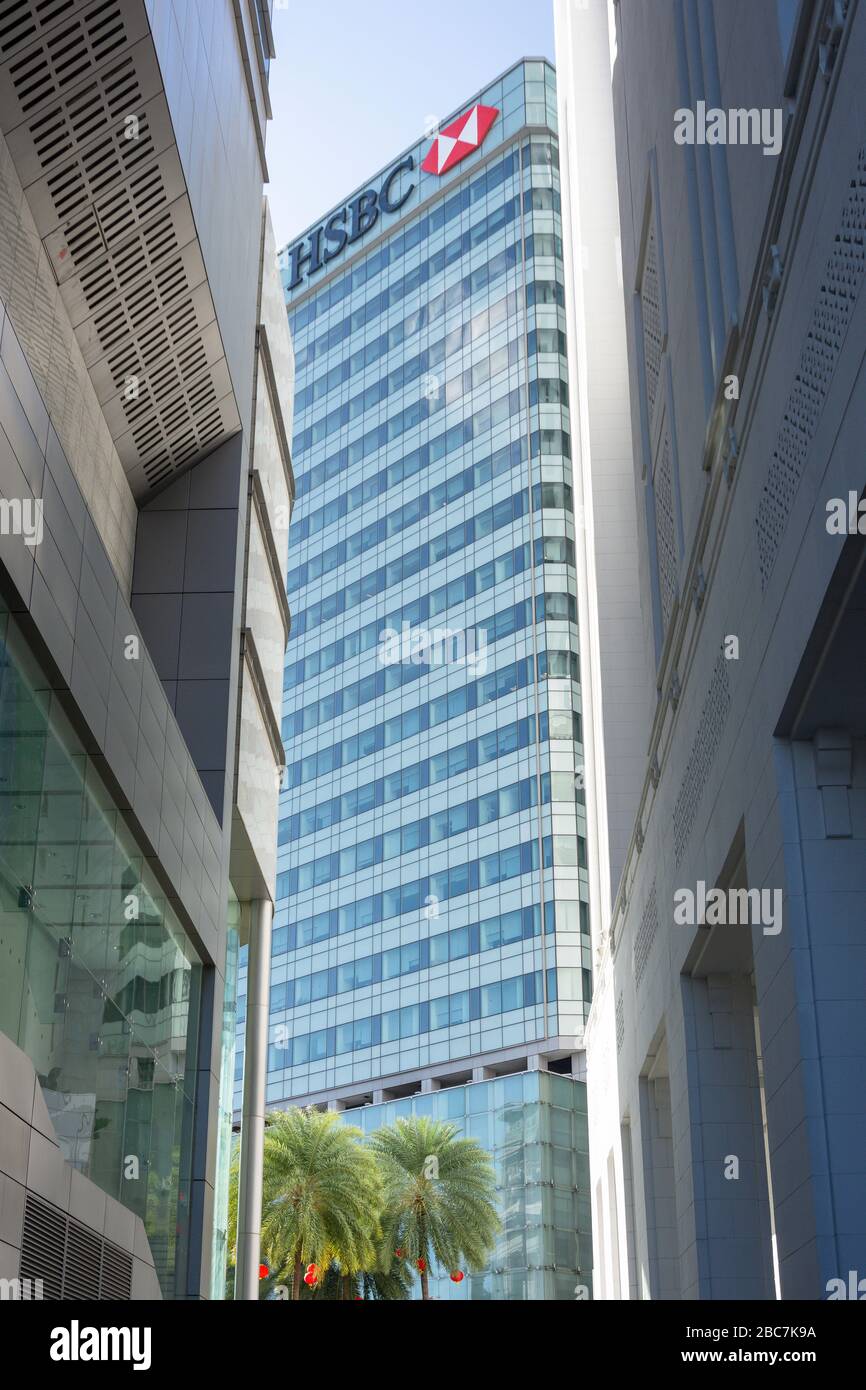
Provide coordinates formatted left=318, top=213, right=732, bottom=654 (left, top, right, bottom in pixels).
left=0, top=0, right=292, bottom=1300
left=561, top=0, right=866, bottom=1299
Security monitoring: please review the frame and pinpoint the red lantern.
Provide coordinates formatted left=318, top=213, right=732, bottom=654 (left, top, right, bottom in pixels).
left=416, top=1258, right=426, bottom=1272
left=394, top=1248, right=403, bottom=1258
left=355, top=1296, right=362, bottom=1301
left=303, top=1271, right=318, bottom=1286
left=306, top=1263, right=318, bottom=1274
left=450, top=1270, right=464, bottom=1283
left=258, top=1263, right=269, bottom=1280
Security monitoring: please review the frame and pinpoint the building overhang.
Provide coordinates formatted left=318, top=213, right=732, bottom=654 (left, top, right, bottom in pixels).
left=0, top=0, right=241, bottom=499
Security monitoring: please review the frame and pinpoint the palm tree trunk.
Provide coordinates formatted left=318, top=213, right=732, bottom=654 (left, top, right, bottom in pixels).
left=292, top=1254, right=303, bottom=1301
left=342, top=1275, right=351, bottom=1300
left=418, top=1211, right=431, bottom=1300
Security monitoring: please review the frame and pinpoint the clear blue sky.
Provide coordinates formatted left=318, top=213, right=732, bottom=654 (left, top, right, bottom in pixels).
left=265, top=0, right=555, bottom=250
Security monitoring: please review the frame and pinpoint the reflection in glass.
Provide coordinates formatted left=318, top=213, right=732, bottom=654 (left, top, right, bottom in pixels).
left=0, top=604, right=201, bottom=1298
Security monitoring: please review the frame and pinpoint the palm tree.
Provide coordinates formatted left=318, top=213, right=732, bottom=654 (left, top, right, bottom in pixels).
left=258, top=1107, right=382, bottom=1299
left=369, top=1115, right=500, bottom=1300
left=292, top=1256, right=412, bottom=1301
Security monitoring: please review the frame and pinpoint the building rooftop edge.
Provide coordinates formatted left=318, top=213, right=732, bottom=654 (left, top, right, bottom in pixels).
left=276, top=55, right=555, bottom=257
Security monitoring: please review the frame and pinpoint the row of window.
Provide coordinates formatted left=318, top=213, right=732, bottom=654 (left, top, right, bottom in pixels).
left=271, top=815, right=584, bottom=948
left=292, top=258, right=563, bottom=469
left=288, top=138, right=559, bottom=338
left=280, top=679, right=582, bottom=792
left=289, top=147, right=522, bottom=338
left=295, top=284, right=565, bottom=471
left=291, top=478, right=572, bottom=639
left=277, top=832, right=587, bottom=918
left=285, top=909, right=552, bottom=1009
left=293, top=331, right=525, bottom=476
left=294, top=282, right=522, bottom=417
left=294, top=234, right=520, bottom=384
left=294, top=350, right=570, bottom=507
left=288, top=456, right=571, bottom=598
left=261, top=969, right=587, bottom=1075
left=268, top=912, right=553, bottom=1013
left=296, top=380, right=508, bottom=500
left=295, top=340, right=570, bottom=507
left=281, top=771, right=565, bottom=892
left=281, top=591, right=576, bottom=737
left=291, top=433, right=526, bottom=579
left=282, top=757, right=581, bottom=863
left=268, top=896, right=568, bottom=963
left=280, top=712, right=538, bottom=844
left=287, top=545, right=578, bottom=699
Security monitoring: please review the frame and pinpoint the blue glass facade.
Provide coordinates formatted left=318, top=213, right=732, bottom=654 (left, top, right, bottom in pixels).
left=341, top=1071, right=592, bottom=1301
left=235, top=59, right=590, bottom=1173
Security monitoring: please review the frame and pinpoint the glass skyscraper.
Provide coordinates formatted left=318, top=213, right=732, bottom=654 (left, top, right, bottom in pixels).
left=236, top=58, right=593, bottom=1298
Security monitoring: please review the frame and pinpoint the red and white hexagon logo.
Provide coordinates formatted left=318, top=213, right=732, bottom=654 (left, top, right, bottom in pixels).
left=421, top=103, right=499, bottom=177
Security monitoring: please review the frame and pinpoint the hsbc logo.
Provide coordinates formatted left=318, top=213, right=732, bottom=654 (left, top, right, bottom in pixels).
left=421, top=103, right=499, bottom=176
left=285, top=156, right=416, bottom=290
left=284, top=101, right=500, bottom=293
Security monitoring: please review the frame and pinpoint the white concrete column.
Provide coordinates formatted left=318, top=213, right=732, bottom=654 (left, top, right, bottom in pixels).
left=235, top=897, right=273, bottom=1300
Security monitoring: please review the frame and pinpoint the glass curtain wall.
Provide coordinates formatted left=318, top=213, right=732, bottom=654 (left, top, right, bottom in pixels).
left=343, top=1070, right=591, bottom=1300
left=244, top=60, right=590, bottom=1116
left=0, top=600, right=201, bottom=1298
left=210, top=889, right=240, bottom=1298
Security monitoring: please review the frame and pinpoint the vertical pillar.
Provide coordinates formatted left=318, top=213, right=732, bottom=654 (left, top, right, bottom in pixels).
left=753, top=733, right=866, bottom=1297
left=681, top=973, right=774, bottom=1299
left=639, top=1072, right=680, bottom=1299
left=235, top=897, right=273, bottom=1300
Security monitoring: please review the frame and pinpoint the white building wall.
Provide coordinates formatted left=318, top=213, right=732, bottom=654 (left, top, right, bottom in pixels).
left=568, top=0, right=866, bottom=1299
left=553, top=0, right=651, bottom=1299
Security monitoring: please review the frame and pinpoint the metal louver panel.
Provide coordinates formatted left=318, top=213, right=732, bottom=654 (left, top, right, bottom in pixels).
left=100, top=1239, right=133, bottom=1300
left=78, top=237, right=207, bottom=366
left=18, top=1193, right=134, bottom=1300
left=19, top=1191, right=65, bottom=1298
left=4, top=37, right=161, bottom=185
left=63, top=1218, right=102, bottom=1299
left=119, top=367, right=239, bottom=493
left=0, top=0, right=243, bottom=500
left=59, top=195, right=197, bottom=322
left=0, top=0, right=149, bottom=126
left=0, top=0, right=81, bottom=64
left=26, top=96, right=175, bottom=239
left=89, top=279, right=216, bottom=402
left=102, top=318, right=225, bottom=434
